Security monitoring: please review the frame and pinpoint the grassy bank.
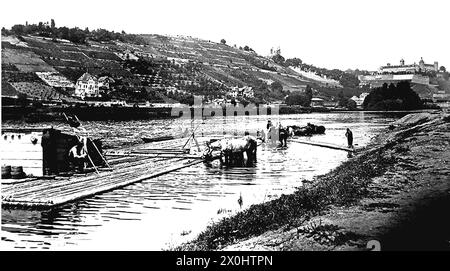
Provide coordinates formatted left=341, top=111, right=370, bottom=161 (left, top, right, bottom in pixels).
left=178, top=143, right=395, bottom=251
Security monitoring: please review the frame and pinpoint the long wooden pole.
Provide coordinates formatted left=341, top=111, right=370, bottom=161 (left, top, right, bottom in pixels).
left=64, top=113, right=100, bottom=174
left=289, top=138, right=355, bottom=152
left=65, top=113, right=112, bottom=170
left=73, top=114, right=111, bottom=168
left=182, top=115, right=206, bottom=150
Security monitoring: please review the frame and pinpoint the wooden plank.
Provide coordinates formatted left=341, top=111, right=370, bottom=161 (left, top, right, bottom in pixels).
left=1, top=152, right=43, bottom=159
left=1, top=159, right=43, bottom=168
left=1, top=128, right=50, bottom=133
left=107, top=153, right=203, bottom=159
left=2, top=177, right=38, bottom=185
left=1, top=142, right=43, bottom=151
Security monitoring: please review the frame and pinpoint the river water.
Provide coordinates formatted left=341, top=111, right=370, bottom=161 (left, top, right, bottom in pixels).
left=1, top=112, right=407, bottom=250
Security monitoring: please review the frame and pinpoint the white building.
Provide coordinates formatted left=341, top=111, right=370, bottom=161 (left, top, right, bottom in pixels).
left=74, top=73, right=100, bottom=99
left=310, top=97, right=325, bottom=107
left=350, top=92, right=370, bottom=108
left=379, top=58, right=438, bottom=74
left=115, top=50, right=139, bottom=61
left=230, top=86, right=254, bottom=99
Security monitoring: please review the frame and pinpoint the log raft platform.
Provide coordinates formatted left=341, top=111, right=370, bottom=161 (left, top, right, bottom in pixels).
left=1, top=137, right=209, bottom=209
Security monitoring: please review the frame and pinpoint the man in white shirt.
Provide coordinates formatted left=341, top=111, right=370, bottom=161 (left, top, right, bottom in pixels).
left=68, top=138, right=88, bottom=172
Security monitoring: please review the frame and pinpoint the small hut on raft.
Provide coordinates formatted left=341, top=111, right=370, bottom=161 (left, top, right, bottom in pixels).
left=1, top=127, right=104, bottom=177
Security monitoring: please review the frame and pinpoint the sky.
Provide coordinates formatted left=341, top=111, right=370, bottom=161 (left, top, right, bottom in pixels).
left=1, top=0, right=449, bottom=71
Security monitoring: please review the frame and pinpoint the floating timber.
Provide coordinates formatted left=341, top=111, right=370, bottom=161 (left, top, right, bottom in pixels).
left=289, top=138, right=356, bottom=152
left=141, top=135, right=175, bottom=143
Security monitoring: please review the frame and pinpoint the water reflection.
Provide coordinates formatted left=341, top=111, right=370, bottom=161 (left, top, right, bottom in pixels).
left=1, top=112, right=406, bottom=250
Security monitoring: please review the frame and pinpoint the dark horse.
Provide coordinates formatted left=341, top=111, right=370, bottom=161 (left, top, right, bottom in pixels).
left=287, top=123, right=326, bottom=137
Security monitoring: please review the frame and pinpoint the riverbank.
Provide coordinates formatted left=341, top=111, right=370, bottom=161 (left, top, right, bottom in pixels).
left=177, top=112, right=450, bottom=251
left=1, top=104, right=175, bottom=121
left=2, top=102, right=440, bottom=122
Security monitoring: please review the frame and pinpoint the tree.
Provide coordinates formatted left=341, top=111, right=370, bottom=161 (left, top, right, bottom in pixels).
left=443, top=72, right=450, bottom=80
left=305, top=85, right=313, bottom=101
left=271, top=54, right=285, bottom=65
left=270, top=81, right=283, bottom=92
left=347, top=99, right=357, bottom=110
left=220, top=39, right=226, bottom=45
left=440, top=66, right=446, bottom=73
left=285, top=58, right=302, bottom=67
left=11, top=24, right=25, bottom=35
left=285, top=93, right=310, bottom=106
left=17, top=93, right=29, bottom=107
left=339, top=72, right=360, bottom=88
left=363, top=81, right=422, bottom=110
left=337, top=90, right=347, bottom=107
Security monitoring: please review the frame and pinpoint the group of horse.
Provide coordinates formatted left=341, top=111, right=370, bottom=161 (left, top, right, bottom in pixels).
left=203, top=134, right=258, bottom=167
left=287, top=123, right=326, bottom=136
left=202, top=123, right=326, bottom=167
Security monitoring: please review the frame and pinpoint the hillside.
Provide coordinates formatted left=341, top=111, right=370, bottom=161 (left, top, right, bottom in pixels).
left=1, top=31, right=334, bottom=104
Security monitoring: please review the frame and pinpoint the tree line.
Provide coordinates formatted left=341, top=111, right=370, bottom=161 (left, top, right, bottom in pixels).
left=363, top=81, right=423, bottom=110
left=1, top=20, right=145, bottom=44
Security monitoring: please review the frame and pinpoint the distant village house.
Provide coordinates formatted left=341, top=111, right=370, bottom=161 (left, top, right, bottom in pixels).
left=310, top=97, right=325, bottom=107
left=74, top=73, right=100, bottom=99
left=230, top=86, right=254, bottom=99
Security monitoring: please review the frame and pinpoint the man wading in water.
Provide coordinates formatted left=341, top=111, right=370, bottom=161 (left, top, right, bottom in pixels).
left=345, top=128, right=353, bottom=148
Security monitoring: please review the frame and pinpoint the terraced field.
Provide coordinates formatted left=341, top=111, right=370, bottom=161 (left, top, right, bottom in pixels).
left=2, top=48, right=56, bottom=72
left=1, top=33, right=324, bottom=103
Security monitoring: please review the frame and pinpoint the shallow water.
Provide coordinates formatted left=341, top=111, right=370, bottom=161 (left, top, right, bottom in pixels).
left=1, top=112, right=406, bottom=250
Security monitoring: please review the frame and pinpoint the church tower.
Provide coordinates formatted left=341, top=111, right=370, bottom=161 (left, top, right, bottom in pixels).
left=419, top=57, right=425, bottom=68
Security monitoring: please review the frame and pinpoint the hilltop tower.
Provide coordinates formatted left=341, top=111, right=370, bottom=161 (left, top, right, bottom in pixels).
left=434, top=61, right=439, bottom=72
left=419, top=57, right=425, bottom=70
left=400, top=58, right=405, bottom=66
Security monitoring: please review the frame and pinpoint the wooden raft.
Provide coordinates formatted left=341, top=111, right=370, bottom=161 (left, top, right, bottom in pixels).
left=1, top=137, right=207, bottom=208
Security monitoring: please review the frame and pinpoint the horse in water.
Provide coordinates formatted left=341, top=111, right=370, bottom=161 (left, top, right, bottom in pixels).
left=204, top=135, right=257, bottom=167
left=287, top=123, right=326, bottom=137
